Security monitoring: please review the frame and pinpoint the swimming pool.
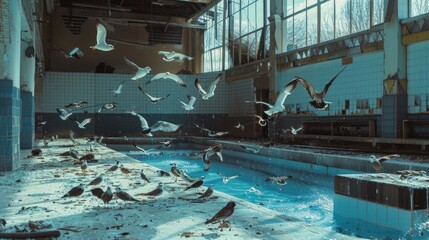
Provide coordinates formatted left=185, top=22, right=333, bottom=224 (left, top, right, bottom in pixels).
left=124, top=147, right=356, bottom=234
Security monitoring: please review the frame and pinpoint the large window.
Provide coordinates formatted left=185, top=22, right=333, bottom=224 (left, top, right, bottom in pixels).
left=202, top=0, right=269, bottom=72
left=410, top=0, right=429, bottom=17
left=284, top=0, right=384, bottom=52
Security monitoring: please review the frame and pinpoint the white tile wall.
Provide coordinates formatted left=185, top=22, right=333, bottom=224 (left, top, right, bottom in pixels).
left=407, top=41, right=429, bottom=113
left=39, top=71, right=228, bottom=114
left=279, top=52, right=384, bottom=116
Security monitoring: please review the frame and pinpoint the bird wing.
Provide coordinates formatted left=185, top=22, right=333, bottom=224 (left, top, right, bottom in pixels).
left=130, top=112, right=149, bottom=130
left=321, top=65, right=347, bottom=97
left=166, top=73, right=186, bottom=86
left=296, top=77, right=317, bottom=99
left=81, top=118, right=92, bottom=127
left=138, top=86, right=154, bottom=100
left=195, top=78, right=207, bottom=95
left=207, top=74, right=221, bottom=95
left=175, top=53, right=193, bottom=60
left=253, top=101, right=274, bottom=108
left=295, top=127, right=303, bottom=132
left=150, top=121, right=180, bottom=132
left=187, top=95, right=196, bottom=106
left=150, top=73, right=165, bottom=81
left=117, top=81, right=125, bottom=91
left=158, top=51, right=170, bottom=57
left=159, top=93, right=171, bottom=101
left=253, top=114, right=263, bottom=120
left=379, top=154, right=400, bottom=162
left=133, top=143, right=147, bottom=154
left=96, top=23, right=108, bottom=45
left=273, top=78, right=298, bottom=108
left=124, top=57, right=140, bottom=70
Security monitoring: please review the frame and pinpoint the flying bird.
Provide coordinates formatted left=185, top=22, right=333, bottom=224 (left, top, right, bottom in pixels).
left=147, top=72, right=187, bottom=87
left=245, top=187, right=263, bottom=195
left=217, top=172, right=239, bottom=184
left=129, top=111, right=180, bottom=136
left=240, top=145, right=261, bottom=154
left=111, top=81, right=126, bottom=96
left=115, top=187, right=141, bottom=203
left=295, top=65, right=347, bottom=109
left=195, top=124, right=228, bottom=137
left=132, top=143, right=155, bottom=155
left=138, top=86, right=170, bottom=104
left=370, top=154, right=400, bottom=173
left=234, top=122, right=245, bottom=131
left=265, top=176, right=292, bottom=185
left=195, top=74, right=222, bottom=100
left=38, top=121, right=47, bottom=125
left=283, top=126, right=303, bottom=135
left=253, top=114, right=267, bottom=127
left=87, top=173, right=105, bottom=186
left=158, top=140, right=172, bottom=148
left=158, top=51, right=193, bottom=62
left=178, top=95, right=196, bottom=112
left=76, top=118, right=92, bottom=129
left=62, top=183, right=85, bottom=198
left=140, top=169, right=151, bottom=183
left=64, top=101, right=88, bottom=109
left=205, top=201, right=236, bottom=224
left=124, top=57, right=151, bottom=81
left=90, top=23, right=114, bottom=51
left=56, top=108, right=73, bottom=120
left=97, top=102, right=117, bottom=113
left=54, top=47, right=84, bottom=59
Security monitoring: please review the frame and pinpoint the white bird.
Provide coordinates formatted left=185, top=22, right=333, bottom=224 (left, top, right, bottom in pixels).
left=56, top=108, right=73, bottom=120
left=76, top=118, right=92, bottom=129
left=87, top=173, right=105, bottom=186
left=124, top=57, right=151, bottom=81
left=111, top=81, right=126, bottom=96
left=90, top=23, right=114, bottom=51
left=129, top=111, right=180, bottom=137
left=240, top=145, right=261, bottom=154
left=195, top=124, right=228, bottom=137
left=295, top=65, right=347, bottom=110
left=147, top=72, right=187, bottom=87
left=158, top=51, right=193, bottom=62
left=217, top=172, right=239, bottom=184
left=65, top=100, right=88, bottom=109
left=370, top=154, right=400, bottom=173
left=246, top=78, right=299, bottom=116
left=234, top=122, right=245, bottom=131
left=132, top=143, right=155, bottom=155
left=284, top=126, right=303, bottom=135
left=180, top=169, right=194, bottom=183
left=138, top=86, right=170, bottom=104
left=178, top=95, right=196, bottom=112
left=253, top=114, right=267, bottom=127
left=97, top=102, right=117, bottom=113
left=195, top=74, right=222, bottom=100
left=245, top=187, right=263, bottom=195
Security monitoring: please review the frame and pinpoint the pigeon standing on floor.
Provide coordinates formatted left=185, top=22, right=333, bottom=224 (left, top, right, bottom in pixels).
left=124, top=57, right=151, bottom=81
left=205, top=201, right=236, bottom=224
left=115, top=187, right=141, bottom=203
left=101, top=186, right=113, bottom=206
left=157, top=170, right=171, bottom=177
left=295, top=65, right=347, bottom=109
left=90, top=188, right=104, bottom=199
left=88, top=173, right=105, bottom=186
left=370, top=154, right=400, bottom=173
left=158, top=50, right=193, bottom=62
left=195, top=74, right=222, bottom=100
left=120, top=165, right=131, bottom=175
left=140, top=169, right=151, bottom=183
left=90, top=23, right=114, bottom=51
left=29, top=148, right=42, bottom=158
left=138, top=182, right=164, bottom=198
left=180, top=169, right=194, bottom=183
left=62, top=183, right=85, bottom=198
left=111, top=81, right=126, bottom=96
left=197, top=185, right=214, bottom=199
left=76, top=118, right=92, bottom=129
left=184, top=177, right=204, bottom=191
left=178, top=95, right=196, bottom=112
left=107, top=160, right=120, bottom=173
left=170, top=163, right=181, bottom=182
left=81, top=160, right=88, bottom=171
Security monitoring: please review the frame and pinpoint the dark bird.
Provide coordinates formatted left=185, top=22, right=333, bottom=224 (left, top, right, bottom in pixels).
left=295, top=65, right=347, bottom=109
left=62, top=183, right=85, bottom=198
left=115, top=187, right=141, bottom=202
left=101, top=186, right=113, bottom=205
left=80, top=153, right=95, bottom=161
left=184, top=177, right=204, bottom=191
left=98, top=102, right=117, bottom=113
left=64, top=100, right=88, bottom=109
left=197, top=185, right=214, bottom=199
left=138, top=182, right=164, bottom=198
left=107, top=160, right=120, bottom=173
left=88, top=173, right=105, bottom=186
left=120, top=164, right=131, bottom=175
left=138, top=86, right=170, bottom=104
left=80, top=160, right=88, bottom=171
left=29, top=148, right=42, bottom=158
left=170, top=163, right=181, bottom=181
left=90, top=188, right=104, bottom=199
left=157, top=170, right=171, bottom=177
left=265, top=175, right=292, bottom=185
left=0, top=218, right=6, bottom=232
left=140, top=169, right=151, bottom=183
left=370, top=154, right=400, bottom=173
left=205, top=201, right=236, bottom=224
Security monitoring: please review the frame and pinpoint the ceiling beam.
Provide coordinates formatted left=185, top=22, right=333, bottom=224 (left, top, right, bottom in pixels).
left=55, top=7, right=206, bottom=29
left=186, top=0, right=221, bottom=22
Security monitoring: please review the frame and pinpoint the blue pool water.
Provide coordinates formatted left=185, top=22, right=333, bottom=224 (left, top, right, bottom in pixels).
left=126, top=149, right=336, bottom=230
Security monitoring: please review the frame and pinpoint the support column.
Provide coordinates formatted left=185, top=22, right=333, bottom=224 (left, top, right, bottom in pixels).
left=381, top=0, right=408, bottom=138
left=0, top=1, right=22, bottom=171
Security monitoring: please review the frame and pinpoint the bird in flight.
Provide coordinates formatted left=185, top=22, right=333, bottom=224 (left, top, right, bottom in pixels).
left=90, top=23, right=114, bottom=51
left=124, top=57, right=151, bottom=81
left=195, top=74, right=222, bottom=100
left=158, top=51, right=193, bottom=62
